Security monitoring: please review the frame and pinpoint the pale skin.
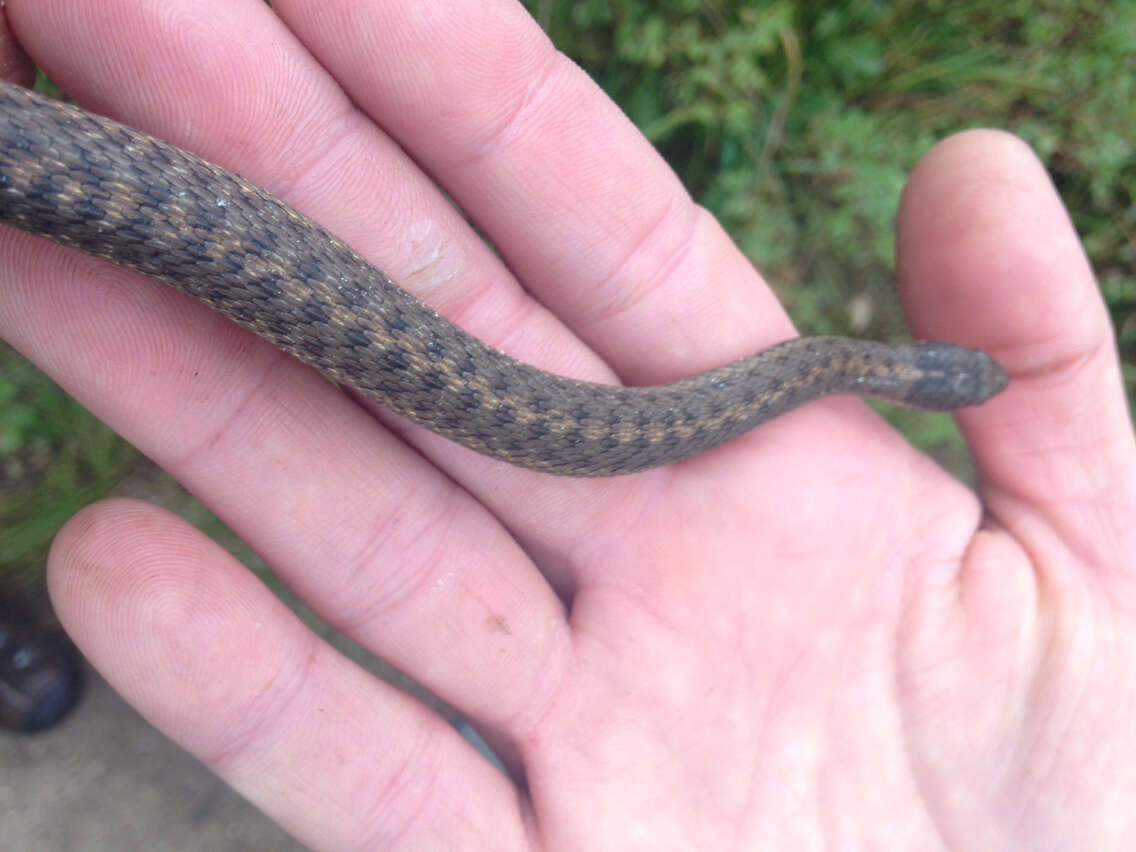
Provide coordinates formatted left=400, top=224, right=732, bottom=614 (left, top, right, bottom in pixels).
left=2, top=0, right=1135, bottom=849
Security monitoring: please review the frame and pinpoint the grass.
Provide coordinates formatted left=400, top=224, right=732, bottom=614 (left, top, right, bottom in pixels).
left=2, top=1, right=1133, bottom=586
left=0, top=347, right=137, bottom=580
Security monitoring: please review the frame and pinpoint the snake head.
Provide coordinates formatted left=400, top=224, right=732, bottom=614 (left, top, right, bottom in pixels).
left=905, top=341, right=1010, bottom=410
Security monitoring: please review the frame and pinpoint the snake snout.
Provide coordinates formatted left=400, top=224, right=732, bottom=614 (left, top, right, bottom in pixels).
left=908, top=342, right=1009, bottom=410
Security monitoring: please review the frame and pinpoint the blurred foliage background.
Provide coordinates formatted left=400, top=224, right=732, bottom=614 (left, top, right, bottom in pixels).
left=2, top=0, right=1134, bottom=583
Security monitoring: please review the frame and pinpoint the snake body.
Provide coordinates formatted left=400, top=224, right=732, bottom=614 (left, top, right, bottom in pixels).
left=0, top=82, right=1007, bottom=476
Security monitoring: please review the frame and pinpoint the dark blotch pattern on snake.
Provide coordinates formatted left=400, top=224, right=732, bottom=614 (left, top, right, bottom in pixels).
left=0, top=83, right=1007, bottom=476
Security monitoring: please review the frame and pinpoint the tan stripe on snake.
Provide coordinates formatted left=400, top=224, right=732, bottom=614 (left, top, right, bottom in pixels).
left=0, top=82, right=1007, bottom=476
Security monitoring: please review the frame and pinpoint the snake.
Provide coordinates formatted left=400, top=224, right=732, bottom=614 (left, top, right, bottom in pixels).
left=0, top=81, right=1007, bottom=476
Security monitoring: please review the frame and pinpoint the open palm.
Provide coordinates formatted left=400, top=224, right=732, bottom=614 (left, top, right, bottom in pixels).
left=2, top=1, right=1134, bottom=849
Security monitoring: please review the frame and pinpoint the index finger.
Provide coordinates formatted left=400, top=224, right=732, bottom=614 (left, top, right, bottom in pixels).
left=277, top=0, right=793, bottom=378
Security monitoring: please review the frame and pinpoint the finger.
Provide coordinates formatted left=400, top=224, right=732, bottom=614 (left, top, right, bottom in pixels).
left=7, top=0, right=668, bottom=552
left=0, top=4, right=35, bottom=85
left=278, top=0, right=793, bottom=382
left=897, top=130, right=1136, bottom=568
left=8, top=0, right=555, bottom=358
left=272, top=0, right=928, bottom=546
left=1, top=0, right=570, bottom=736
left=48, top=500, right=531, bottom=850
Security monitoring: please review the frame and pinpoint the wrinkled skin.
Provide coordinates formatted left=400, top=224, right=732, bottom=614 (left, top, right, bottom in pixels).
left=1, top=1, right=1134, bottom=849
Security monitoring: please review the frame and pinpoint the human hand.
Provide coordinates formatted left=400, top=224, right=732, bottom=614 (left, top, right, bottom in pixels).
left=2, top=1, right=1134, bottom=849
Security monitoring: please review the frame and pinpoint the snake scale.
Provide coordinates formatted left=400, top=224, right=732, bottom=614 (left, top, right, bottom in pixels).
left=0, top=82, right=1007, bottom=476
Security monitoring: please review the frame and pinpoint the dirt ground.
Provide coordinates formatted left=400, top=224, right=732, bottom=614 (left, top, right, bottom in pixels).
left=1, top=661, right=305, bottom=851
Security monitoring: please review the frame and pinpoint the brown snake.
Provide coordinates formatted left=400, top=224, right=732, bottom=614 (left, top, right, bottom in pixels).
left=0, top=82, right=1007, bottom=476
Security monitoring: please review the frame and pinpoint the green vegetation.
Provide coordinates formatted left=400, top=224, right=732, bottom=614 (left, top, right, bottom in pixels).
left=530, top=0, right=1133, bottom=350
left=0, top=347, right=136, bottom=579
left=2, top=2, right=1133, bottom=584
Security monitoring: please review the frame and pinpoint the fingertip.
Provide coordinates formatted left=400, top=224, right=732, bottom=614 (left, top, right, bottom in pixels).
left=0, top=22, right=34, bottom=87
left=46, top=498, right=180, bottom=646
left=897, top=128, right=1136, bottom=546
left=46, top=498, right=293, bottom=737
left=898, top=128, right=1102, bottom=356
left=49, top=498, right=217, bottom=623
